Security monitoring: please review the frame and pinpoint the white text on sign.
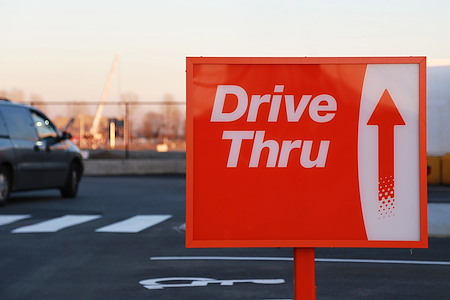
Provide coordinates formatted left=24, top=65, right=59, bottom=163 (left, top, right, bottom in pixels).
left=210, top=85, right=336, bottom=168
left=211, top=85, right=337, bottom=122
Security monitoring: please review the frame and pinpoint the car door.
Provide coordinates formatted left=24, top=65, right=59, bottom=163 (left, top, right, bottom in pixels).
left=31, top=110, right=71, bottom=188
left=1, top=106, right=44, bottom=190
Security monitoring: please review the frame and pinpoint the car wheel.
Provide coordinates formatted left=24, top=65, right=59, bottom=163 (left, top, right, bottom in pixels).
left=60, top=162, right=80, bottom=198
left=0, top=167, right=11, bottom=206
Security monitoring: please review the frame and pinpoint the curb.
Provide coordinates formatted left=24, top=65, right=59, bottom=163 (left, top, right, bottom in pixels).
left=83, top=159, right=185, bottom=176
left=429, top=203, right=450, bottom=238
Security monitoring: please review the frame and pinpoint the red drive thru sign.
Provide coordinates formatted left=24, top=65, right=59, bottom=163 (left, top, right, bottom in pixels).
left=186, top=57, right=427, bottom=249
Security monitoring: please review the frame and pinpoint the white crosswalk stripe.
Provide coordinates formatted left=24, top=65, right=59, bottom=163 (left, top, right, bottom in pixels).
left=0, top=214, right=173, bottom=234
left=12, top=215, right=101, bottom=233
left=0, top=215, right=31, bottom=226
left=95, top=215, right=172, bottom=233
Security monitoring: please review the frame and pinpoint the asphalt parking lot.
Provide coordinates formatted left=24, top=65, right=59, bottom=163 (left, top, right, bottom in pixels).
left=0, top=176, right=449, bottom=300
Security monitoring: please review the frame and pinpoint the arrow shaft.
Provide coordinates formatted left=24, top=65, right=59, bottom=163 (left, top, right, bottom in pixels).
left=377, top=126, right=395, bottom=179
left=376, top=125, right=396, bottom=218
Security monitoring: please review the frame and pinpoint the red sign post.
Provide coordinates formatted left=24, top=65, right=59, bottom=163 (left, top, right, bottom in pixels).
left=186, top=57, right=427, bottom=298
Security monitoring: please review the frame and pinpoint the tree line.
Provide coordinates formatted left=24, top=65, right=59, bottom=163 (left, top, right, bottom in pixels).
left=0, top=88, right=185, bottom=145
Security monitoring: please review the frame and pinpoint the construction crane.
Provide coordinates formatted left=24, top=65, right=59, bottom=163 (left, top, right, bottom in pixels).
left=90, top=53, right=120, bottom=142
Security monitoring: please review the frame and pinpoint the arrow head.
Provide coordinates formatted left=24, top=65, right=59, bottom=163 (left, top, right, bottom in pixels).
left=367, top=89, right=406, bottom=126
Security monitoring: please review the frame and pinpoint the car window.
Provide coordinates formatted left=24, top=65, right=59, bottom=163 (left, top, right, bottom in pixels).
left=1, top=106, right=38, bottom=140
left=0, top=111, right=9, bottom=137
left=31, top=111, right=58, bottom=140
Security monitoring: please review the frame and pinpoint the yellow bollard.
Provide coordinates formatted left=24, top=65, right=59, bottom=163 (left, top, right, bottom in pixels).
left=427, top=156, right=442, bottom=185
left=442, top=154, right=450, bottom=185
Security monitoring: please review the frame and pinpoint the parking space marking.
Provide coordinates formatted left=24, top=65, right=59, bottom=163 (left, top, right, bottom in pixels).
left=12, top=215, right=101, bottom=233
left=0, top=215, right=31, bottom=226
left=151, top=256, right=292, bottom=261
left=95, top=215, right=172, bottom=233
left=316, top=258, right=450, bottom=266
left=150, top=256, right=450, bottom=266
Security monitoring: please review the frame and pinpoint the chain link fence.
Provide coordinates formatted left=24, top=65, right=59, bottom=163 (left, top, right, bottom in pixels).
left=27, top=100, right=186, bottom=156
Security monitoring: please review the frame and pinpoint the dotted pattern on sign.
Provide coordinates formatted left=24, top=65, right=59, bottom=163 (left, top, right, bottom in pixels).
left=377, top=175, right=395, bottom=219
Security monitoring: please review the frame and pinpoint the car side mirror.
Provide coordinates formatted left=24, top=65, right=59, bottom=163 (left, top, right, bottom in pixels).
left=63, top=131, right=72, bottom=140
left=62, top=131, right=72, bottom=140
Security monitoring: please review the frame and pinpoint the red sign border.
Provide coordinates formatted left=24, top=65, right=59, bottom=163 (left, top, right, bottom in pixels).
left=186, top=57, right=427, bottom=248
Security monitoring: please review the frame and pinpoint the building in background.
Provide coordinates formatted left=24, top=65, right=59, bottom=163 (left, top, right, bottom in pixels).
left=428, top=65, right=450, bottom=155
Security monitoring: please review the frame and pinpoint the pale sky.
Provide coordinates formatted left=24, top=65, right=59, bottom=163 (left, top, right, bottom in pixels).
left=1, top=0, right=450, bottom=106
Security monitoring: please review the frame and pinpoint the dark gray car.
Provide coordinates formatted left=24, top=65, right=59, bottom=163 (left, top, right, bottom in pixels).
left=0, top=99, right=83, bottom=205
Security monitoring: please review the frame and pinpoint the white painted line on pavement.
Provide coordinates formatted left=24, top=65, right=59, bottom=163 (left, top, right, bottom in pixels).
left=316, top=258, right=450, bottom=266
left=151, top=256, right=292, bottom=261
left=150, top=256, right=450, bottom=266
left=12, top=215, right=101, bottom=233
left=96, top=215, right=172, bottom=233
left=0, top=215, right=31, bottom=226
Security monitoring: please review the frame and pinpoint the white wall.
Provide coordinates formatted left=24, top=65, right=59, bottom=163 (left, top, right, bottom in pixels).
left=427, top=66, right=450, bottom=155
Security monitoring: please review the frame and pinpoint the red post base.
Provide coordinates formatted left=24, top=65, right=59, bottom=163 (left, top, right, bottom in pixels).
left=294, top=248, right=316, bottom=300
